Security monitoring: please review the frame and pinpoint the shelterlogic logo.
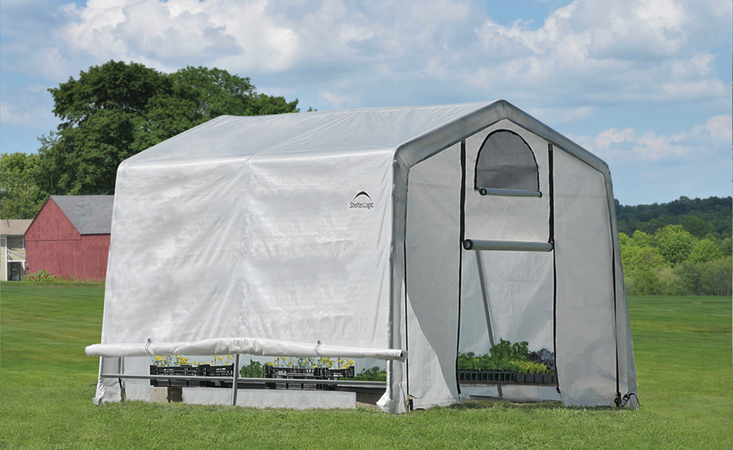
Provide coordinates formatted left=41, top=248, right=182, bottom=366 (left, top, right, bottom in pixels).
left=350, top=191, right=375, bottom=210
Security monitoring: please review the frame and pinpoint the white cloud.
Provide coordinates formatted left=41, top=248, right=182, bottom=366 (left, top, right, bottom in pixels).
left=0, top=102, right=27, bottom=126
left=469, top=0, right=730, bottom=103
left=689, top=114, right=733, bottom=142
left=47, top=0, right=476, bottom=76
left=584, top=114, right=731, bottom=162
left=593, top=127, right=636, bottom=149
left=0, top=101, right=55, bottom=128
left=319, top=90, right=356, bottom=107
left=0, top=0, right=731, bottom=169
left=0, top=0, right=728, bottom=112
left=568, top=112, right=731, bottom=204
left=529, top=106, right=596, bottom=125
left=61, top=0, right=242, bottom=68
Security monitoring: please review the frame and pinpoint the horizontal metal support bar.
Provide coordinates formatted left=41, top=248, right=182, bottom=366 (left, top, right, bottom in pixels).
left=463, top=239, right=553, bottom=252
left=101, top=373, right=387, bottom=388
left=104, top=374, right=240, bottom=382
left=461, top=381, right=559, bottom=386
left=478, top=188, right=542, bottom=198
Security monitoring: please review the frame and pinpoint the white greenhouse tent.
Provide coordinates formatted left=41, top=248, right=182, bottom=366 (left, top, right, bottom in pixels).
left=87, top=100, right=638, bottom=412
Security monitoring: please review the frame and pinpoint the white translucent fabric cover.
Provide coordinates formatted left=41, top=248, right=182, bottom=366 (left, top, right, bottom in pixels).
left=404, top=143, right=462, bottom=409
left=459, top=251, right=554, bottom=353
left=553, top=150, right=620, bottom=406
left=95, top=103, right=489, bottom=409
left=463, top=122, right=550, bottom=243
left=93, top=101, right=637, bottom=411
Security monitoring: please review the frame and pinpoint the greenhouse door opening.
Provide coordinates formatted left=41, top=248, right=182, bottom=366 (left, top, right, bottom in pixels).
left=401, top=122, right=561, bottom=408
left=458, top=124, right=559, bottom=402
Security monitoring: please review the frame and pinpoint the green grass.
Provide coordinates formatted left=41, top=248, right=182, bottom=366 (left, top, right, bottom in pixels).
left=1, top=285, right=731, bottom=449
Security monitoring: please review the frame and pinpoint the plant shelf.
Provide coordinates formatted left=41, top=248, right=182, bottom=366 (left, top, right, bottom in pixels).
left=458, top=370, right=557, bottom=385
left=149, top=364, right=234, bottom=387
left=264, top=365, right=355, bottom=390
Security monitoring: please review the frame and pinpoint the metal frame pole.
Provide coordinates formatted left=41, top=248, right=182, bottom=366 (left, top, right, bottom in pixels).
left=231, top=354, right=240, bottom=406
left=475, top=251, right=495, bottom=349
left=474, top=251, right=502, bottom=399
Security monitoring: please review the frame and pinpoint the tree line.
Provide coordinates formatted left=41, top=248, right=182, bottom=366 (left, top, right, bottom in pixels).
left=616, top=196, right=731, bottom=240
left=617, top=197, right=732, bottom=296
left=619, top=223, right=731, bottom=296
left=0, top=60, right=730, bottom=295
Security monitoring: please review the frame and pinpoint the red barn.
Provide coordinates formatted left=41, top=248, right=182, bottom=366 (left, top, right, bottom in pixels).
left=25, top=196, right=114, bottom=281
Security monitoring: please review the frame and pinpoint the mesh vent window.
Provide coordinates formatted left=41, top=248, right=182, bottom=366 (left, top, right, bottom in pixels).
left=475, top=130, right=539, bottom=191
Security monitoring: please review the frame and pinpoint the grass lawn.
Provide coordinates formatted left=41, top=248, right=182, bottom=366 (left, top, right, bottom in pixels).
left=1, top=284, right=731, bottom=449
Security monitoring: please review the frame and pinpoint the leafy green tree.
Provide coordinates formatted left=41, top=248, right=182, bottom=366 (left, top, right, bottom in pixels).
left=620, top=244, right=664, bottom=295
left=40, top=61, right=173, bottom=195
left=630, top=268, right=661, bottom=295
left=699, top=257, right=732, bottom=295
left=616, top=220, right=631, bottom=236
left=615, top=196, right=731, bottom=239
left=657, top=266, right=685, bottom=295
left=654, top=225, right=696, bottom=266
left=168, top=66, right=300, bottom=118
left=681, top=215, right=715, bottom=238
left=674, top=261, right=704, bottom=294
left=627, top=230, right=655, bottom=248
left=39, top=61, right=299, bottom=196
left=0, top=152, right=48, bottom=219
left=719, top=237, right=732, bottom=256
left=638, top=218, right=666, bottom=235
left=688, top=239, right=724, bottom=263
left=618, top=232, right=630, bottom=247
left=674, top=257, right=733, bottom=295
left=616, top=197, right=732, bottom=294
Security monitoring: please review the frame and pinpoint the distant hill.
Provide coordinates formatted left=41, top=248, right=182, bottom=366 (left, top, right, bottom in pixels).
left=615, top=196, right=732, bottom=240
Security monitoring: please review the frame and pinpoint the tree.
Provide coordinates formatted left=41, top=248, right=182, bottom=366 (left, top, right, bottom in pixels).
left=675, top=257, right=733, bottom=296
left=627, top=230, right=654, bottom=248
left=615, top=195, right=731, bottom=239
left=654, top=225, right=695, bottom=266
left=0, top=152, right=48, bottom=219
left=638, top=218, right=666, bottom=235
left=40, top=61, right=173, bottom=195
left=719, top=237, right=732, bottom=256
left=620, top=244, right=665, bottom=295
left=681, top=215, right=715, bottom=238
left=699, top=257, right=733, bottom=295
left=688, top=239, right=724, bottom=263
left=39, top=61, right=299, bottom=196
left=675, top=261, right=704, bottom=294
left=618, top=232, right=630, bottom=247
left=169, top=66, right=257, bottom=119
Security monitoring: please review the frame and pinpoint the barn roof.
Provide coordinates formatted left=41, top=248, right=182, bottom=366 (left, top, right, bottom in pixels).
left=51, top=196, right=114, bottom=235
left=0, top=219, right=32, bottom=236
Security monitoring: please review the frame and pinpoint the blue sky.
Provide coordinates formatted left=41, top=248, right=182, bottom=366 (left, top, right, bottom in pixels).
left=1, top=0, right=730, bottom=205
